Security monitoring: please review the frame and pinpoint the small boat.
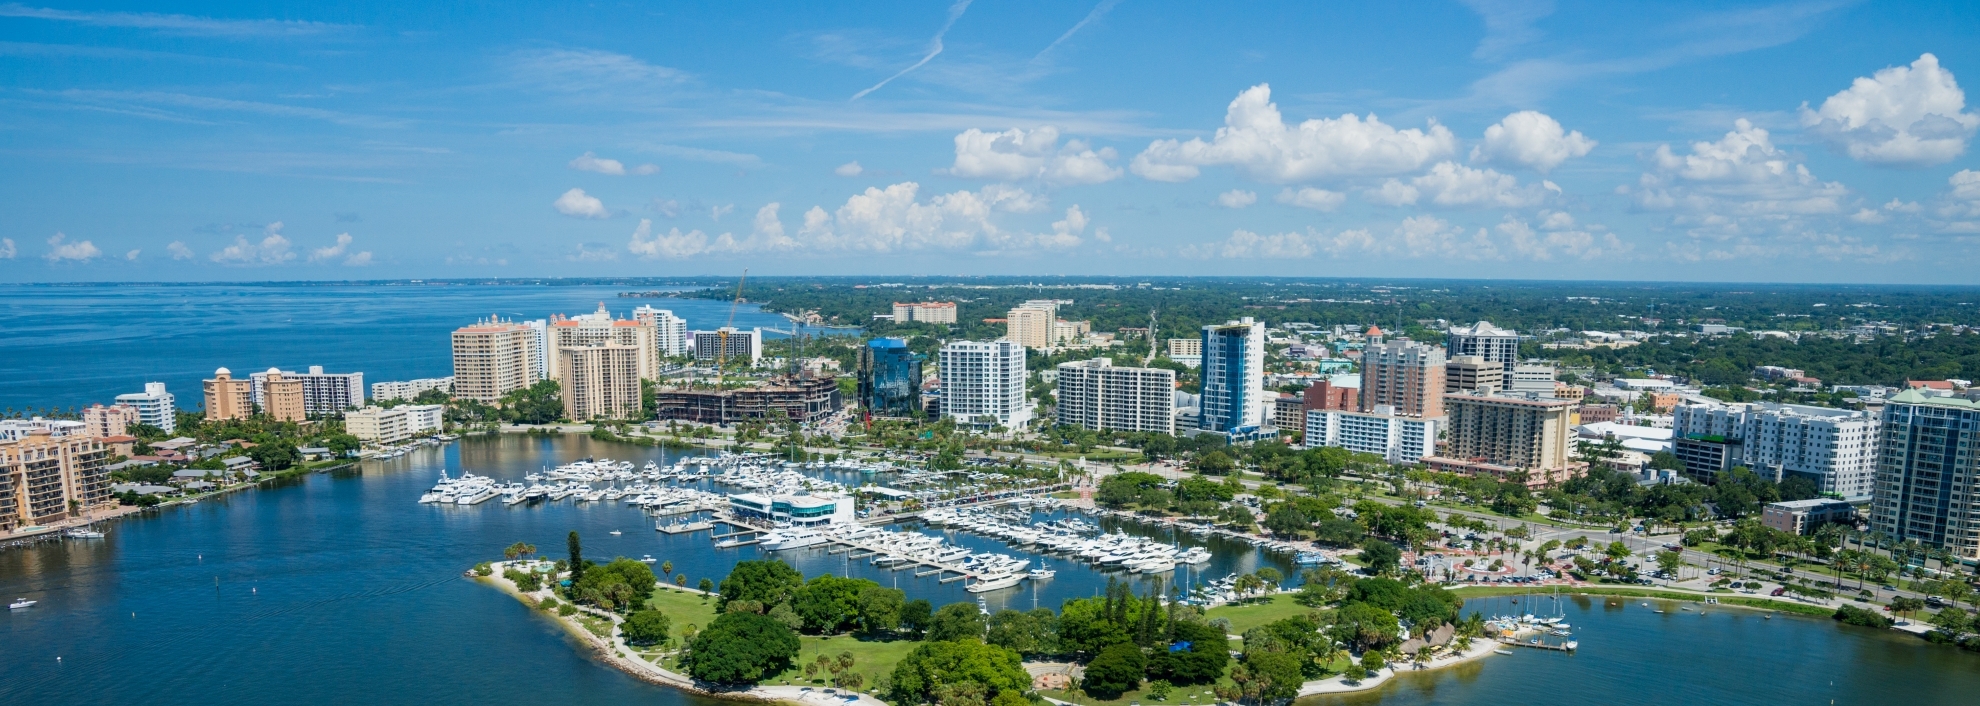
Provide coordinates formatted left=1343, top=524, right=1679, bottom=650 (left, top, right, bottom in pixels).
left=1494, top=648, right=1514, bottom=655
left=66, top=527, right=105, bottom=539
left=9, top=598, right=34, bottom=610
left=609, top=530, right=623, bottom=536
left=640, top=555, right=657, bottom=564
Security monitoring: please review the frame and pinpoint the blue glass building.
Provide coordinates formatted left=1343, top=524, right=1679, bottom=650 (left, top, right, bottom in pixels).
left=858, top=338, right=923, bottom=417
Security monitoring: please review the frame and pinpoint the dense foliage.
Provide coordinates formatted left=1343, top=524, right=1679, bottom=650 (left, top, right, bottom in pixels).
left=888, top=638, right=1032, bottom=706
left=718, top=559, right=803, bottom=611
left=683, top=611, right=802, bottom=685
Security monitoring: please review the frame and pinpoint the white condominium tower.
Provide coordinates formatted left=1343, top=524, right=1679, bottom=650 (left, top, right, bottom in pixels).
left=1055, top=358, right=1175, bottom=434
left=114, top=382, right=177, bottom=433
left=1446, top=320, right=1519, bottom=375
left=1199, top=317, right=1266, bottom=435
left=451, top=317, right=542, bottom=403
left=1870, top=390, right=1980, bottom=561
left=633, top=305, right=690, bottom=357
left=939, top=340, right=1031, bottom=429
left=1672, top=400, right=1880, bottom=501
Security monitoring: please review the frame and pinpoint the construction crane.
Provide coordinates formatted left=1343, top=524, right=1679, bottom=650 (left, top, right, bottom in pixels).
left=717, top=269, right=747, bottom=385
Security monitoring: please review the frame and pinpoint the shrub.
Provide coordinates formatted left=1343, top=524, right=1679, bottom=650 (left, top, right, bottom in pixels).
left=1832, top=605, right=1893, bottom=628
left=558, top=604, right=578, bottom=617
left=473, top=562, right=493, bottom=576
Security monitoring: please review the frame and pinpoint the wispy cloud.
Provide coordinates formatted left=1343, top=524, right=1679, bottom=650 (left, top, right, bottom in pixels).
left=1032, top=0, right=1123, bottom=64
left=0, top=4, right=355, bottom=38
left=51, top=89, right=409, bottom=129
left=851, top=0, right=974, bottom=101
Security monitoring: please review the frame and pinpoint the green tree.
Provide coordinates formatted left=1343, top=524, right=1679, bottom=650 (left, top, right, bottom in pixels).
left=622, top=609, right=672, bottom=646
left=718, top=559, right=803, bottom=611
left=856, top=584, right=906, bottom=634
left=683, top=611, right=802, bottom=685
left=1655, top=550, right=1684, bottom=577
left=926, top=601, right=987, bottom=642
left=567, top=531, right=585, bottom=582
left=792, top=574, right=879, bottom=634
left=900, top=598, right=934, bottom=638
left=888, top=638, right=1030, bottom=705
left=1080, top=644, right=1146, bottom=699
left=1360, top=539, right=1402, bottom=575
left=1330, top=602, right=1401, bottom=652
left=985, top=608, right=1055, bottom=657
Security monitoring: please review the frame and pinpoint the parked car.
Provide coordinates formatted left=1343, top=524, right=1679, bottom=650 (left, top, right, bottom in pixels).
left=1771, top=587, right=1787, bottom=596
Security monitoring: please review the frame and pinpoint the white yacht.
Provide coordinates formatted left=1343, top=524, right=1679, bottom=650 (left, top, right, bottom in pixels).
left=966, top=571, right=1023, bottom=593
left=765, top=528, right=828, bottom=551
left=9, top=598, right=35, bottom=610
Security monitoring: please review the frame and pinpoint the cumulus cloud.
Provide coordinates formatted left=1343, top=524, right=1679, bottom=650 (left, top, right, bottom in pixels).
left=343, top=251, right=374, bottom=266
left=553, top=188, right=610, bottom=219
left=166, top=240, right=194, bottom=259
left=1801, top=53, right=1979, bottom=167
left=1471, top=110, right=1595, bottom=173
left=568, top=151, right=657, bottom=175
left=125, top=249, right=140, bottom=260
left=947, top=127, right=1122, bottom=184
left=1365, top=180, right=1420, bottom=206
left=210, top=223, right=295, bottom=264
left=44, top=233, right=102, bottom=262
left=0, top=237, right=14, bottom=259
left=1184, top=216, right=1500, bottom=260
left=1936, top=169, right=1980, bottom=230
left=711, top=204, right=735, bottom=221
left=1411, top=161, right=1554, bottom=207
left=309, top=233, right=352, bottom=262
left=1627, top=119, right=1847, bottom=222
left=627, top=203, right=802, bottom=259
left=797, top=181, right=1083, bottom=253
left=1274, top=187, right=1346, bottom=211
left=1216, top=189, right=1257, bottom=209
left=835, top=161, right=863, bottom=176
left=1129, top=84, right=1455, bottom=183
left=1497, top=213, right=1631, bottom=261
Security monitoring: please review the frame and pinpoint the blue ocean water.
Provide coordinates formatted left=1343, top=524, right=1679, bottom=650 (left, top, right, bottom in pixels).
left=0, top=282, right=795, bottom=411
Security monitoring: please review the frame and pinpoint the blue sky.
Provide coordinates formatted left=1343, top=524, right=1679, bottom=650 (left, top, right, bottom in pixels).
left=2, top=0, right=1978, bottom=283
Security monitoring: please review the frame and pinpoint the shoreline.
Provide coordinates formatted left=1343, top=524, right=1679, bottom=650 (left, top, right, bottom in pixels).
left=473, top=561, right=888, bottom=706
left=1295, top=638, right=1501, bottom=698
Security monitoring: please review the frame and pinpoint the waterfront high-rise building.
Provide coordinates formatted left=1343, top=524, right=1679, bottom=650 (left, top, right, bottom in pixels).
left=632, top=305, right=690, bottom=357
left=0, top=430, right=110, bottom=531
left=524, top=319, right=551, bottom=380
left=82, top=404, right=139, bottom=438
left=203, top=368, right=254, bottom=421
left=1200, top=318, right=1267, bottom=436
left=549, top=304, right=660, bottom=382
left=371, top=377, right=454, bottom=402
left=1304, top=407, right=1442, bottom=464
left=451, top=317, right=542, bottom=404
left=257, top=369, right=308, bottom=422
left=1006, top=304, right=1054, bottom=350
left=1360, top=336, right=1446, bottom=418
left=1444, top=355, right=1503, bottom=394
left=1430, top=391, right=1577, bottom=487
left=114, top=382, right=176, bottom=433
left=250, top=365, right=365, bottom=416
left=1672, top=400, right=1879, bottom=500
left=892, top=301, right=958, bottom=324
left=691, top=327, right=763, bottom=366
left=938, top=340, right=1031, bottom=429
left=560, top=344, right=644, bottom=422
left=1869, top=390, right=1980, bottom=561
left=857, top=338, right=923, bottom=417
left=1054, top=358, right=1175, bottom=434
left=1446, top=320, right=1519, bottom=376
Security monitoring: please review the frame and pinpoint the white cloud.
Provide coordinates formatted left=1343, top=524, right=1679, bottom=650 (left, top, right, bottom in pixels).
left=210, top=223, right=295, bottom=265
left=797, top=181, right=1082, bottom=253
left=0, top=237, right=14, bottom=259
left=1498, top=214, right=1631, bottom=261
left=1627, top=119, right=1847, bottom=223
left=1471, top=110, right=1595, bottom=173
left=1216, top=189, right=1258, bottom=209
left=1936, top=169, right=1980, bottom=228
left=1274, top=187, right=1346, bottom=211
left=44, top=232, right=102, bottom=262
left=309, top=233, right=353, bottom=262
left=979, top=183, right=1048, bottom=213
left=0, top=4, right=351, bottom=37
left=835, top=161, right=864, bottom=177
left=1186, top=216, right=1500, bottom=260
left=568, top=151, right=658, bottom=176
left=1129, top=84, right=1456, bottom=183
left=166, top=240, right=194, bottom=259
left=627, top=203, right=802, bottom=259
left=1800, top=53, right=1979, bottom=167
left=553, top=188, right=610, bottom=219
left=1365, top=180, right=1420, bottom=206
left=1038, top=205, right=1089, bottom=249
left=711, top=204, right=735, bottom=221
left=510, top=48, right=689, bottom=94
left=947, top=126, right=1122, bottom=184
left=1410, top=161, right=1552, bottom=207
left=125, top=249, right=139, bottom=260
left=343, top=251, right=374, bottom=266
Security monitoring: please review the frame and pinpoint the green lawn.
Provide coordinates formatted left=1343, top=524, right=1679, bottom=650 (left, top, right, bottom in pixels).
left=1204, top=594, right=1313, bottom=634
left=644, top=587, right=719, bottom=630
left=766, top=633, right=922, bottom=692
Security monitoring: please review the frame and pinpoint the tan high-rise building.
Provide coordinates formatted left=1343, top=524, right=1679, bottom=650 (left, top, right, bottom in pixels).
left=561, top=344, right=644, bottom=422
left=0, top=430, right=110, bottom=531
left=82, top=404, right=140, bottom=438
left=1007, top=305, right=1053, bottom=350
left=1359, top=338, right=1446, bottom=418
left=204, top=367, right=254, bottom=421
left=452, top=317, right=542, bottom=404
left=892, top=301, right=958, bottom=324
left=549, top=304, right=659, bottom=382
left=260, top=368, right=307, bottom=421
left=1445, top=355, right=1503, bottom=394
left=1432, top=392, right=1577, bottom=486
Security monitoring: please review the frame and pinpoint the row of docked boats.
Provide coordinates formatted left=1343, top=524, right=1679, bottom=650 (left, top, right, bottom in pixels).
left=924, top=508, right=1212, bottom=574
left=417, top=469, right=724, bottom=511
left=743, top=524, right=1052, bottom=593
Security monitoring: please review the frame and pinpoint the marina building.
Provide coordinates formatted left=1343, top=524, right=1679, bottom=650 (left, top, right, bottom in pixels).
left=251, top=365, right=364, bottom=416
left=691, top=327, right=763, bottom=366
left=1672, top=401, right=1879, bottom=500
left=451, top=317, right=542, bottom=404
left=727, top=491, right=854, bottom=526
left=1870, top=390, right=1980, bottom=561
left=1360, top=334, right=1446, bottom=418
left=371, top=377, right=454, bottom=403
left=892, top=301, right=958, bottom=324
left=857, top=338, right=923, bottom=417
left=82, top=404, right=139, bottom=438
left=114, top=382, right=177, bottom=433
left=1430, top=392, right=1578, bottom=487
left=1304, top=407, right=1442, bottom=465
left=633, top=305, right=690, bottom=357
left=0, top=430, right=111, bottom=531
left=938, top=340, right=1031, bottom=429
left=1446, top=320, right=1519, bottom=376
left=203, top=367, right=255, bottom=421
left=559, top=343, right=645, bottom=422
left=1054, top=358, right=1175, bottom=434
left=1199, top=318, right=1267, bottom=438
left=652, top=376, right=842, bottom=425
